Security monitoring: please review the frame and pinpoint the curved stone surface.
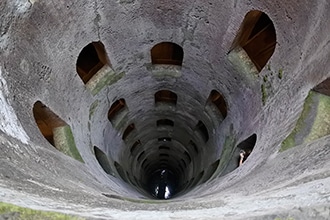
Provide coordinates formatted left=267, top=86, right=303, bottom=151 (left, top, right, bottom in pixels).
left=0, top=0, right=330, bottom=219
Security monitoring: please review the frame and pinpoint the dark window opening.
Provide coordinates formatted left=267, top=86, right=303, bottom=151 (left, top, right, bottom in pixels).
left=158, top=137, right=172, bottom=142
left=144, top=163, right=150, bottom=171
left=122, top=123, right=135, bottom=140
left=130, top=140, right=141, bottom=154
left=114, top=161, right=127, bottom=182
left=159, top=146, right=170, bottom=150
left=196, top=121, right=209, bottom=142
left=187, top=177, right=195, bottom=187
left=208, top=90, right=228, bottom=118
left=94, top=146, right=112, bottom=175
left=33, top=101, right=67, bottom=147
left=157, top=119, right=174, bottom=127
left=33, top=101, right=82, bottom=162
left=126, top=172, right=136, bottom=186
left=231, top=10, right=276, bottom=72
left=237, top=134, right=257, bottom=164
left=188, top=141, right=199, bottom=154
left=178, top=163, right=184, bottom=172
left=180, top=159, right=187, bottom=168
left=183, top=151, right=191, bottom=164
left=160, top=158, right=168, bottom=163
left=237, top=134, right=257, bottom=152
left=142, top=162, right=150, bottom=170
left=76, top=41, right=109, bottom=83
left=197, top=171, right=204, bottom=180
left=155, top=90, right=177, bottom=105
left=159, top=153, right=169, bottom=158
left=137, top=151, right=145, bottom=163
left=141, top=159, right=148, bottom=168
left=134, top=176, right=139, bottom=185
left=108, top=99, right=126, bottom=122
left=151, top=42, right=183, bottom=66
left=313, top=77, right=330, bottom=96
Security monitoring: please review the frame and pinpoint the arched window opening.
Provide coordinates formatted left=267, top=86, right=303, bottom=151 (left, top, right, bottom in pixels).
left=313, top=77, right=330, bottom=96
left=237, top=134, right=257, bottom=151
left=130, top=140, right=141, bottom=154
left=180, top=159, right=187, bottom=168
left=160, top=153, right=169, bottom=158
left=207, top=90, right=227, bottom=118
left=134, top=176, right=139, bottom=187
left=137, top=151, right=145, bottom=163
left=159, top=160, right=169, bottom=169
left=159, top=164, right=167, bottom=170
left=33, top=101, right=83, bottom=162
left=114, top=162, right=127, bottom=182
left=122, top=123, right=135, bottom=140
left=160, top=158, right=168, bottom=163
left=159, top=146, right=170, bottom=150
left=108, top=99, right=127, bottom=122
left=76, top=41, right=109, bottom=83
left=178, top=163, right=184, bottom=173
left=94, top=146, right=113, bottom=175
left=141, top=159, right=148, bottom=169
left=151, top=42, right=183, bottom=66
left=231, top=10, right=276, bottom=72
left=195, top=121, right=209, bottom=142
left=142, top=162, right=149, bottom=172
left=144, top=163, right=151, bottom=171
left=281, top=78, right=330, bottom=151
left=157, top=119, right=174, bottom=127
left=188, top=140, right=199, bottom=154
left=155, top=90, right=177, bottom=105
left=33, top=101, right=66, bottom=146
left=195, top=171, right=204, bottom=185
left=183, top=151, right=191, bottom=164
left=187, top=177, right=195, bottom=188
left=126, top=172, right=136, bottom=186
left=237, top=134, right=257, bottom=165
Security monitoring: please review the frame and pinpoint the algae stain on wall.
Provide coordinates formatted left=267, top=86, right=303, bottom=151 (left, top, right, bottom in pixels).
left=0, top=202, right=84, bottom=220
left=280, top=91, right=330, bottom=151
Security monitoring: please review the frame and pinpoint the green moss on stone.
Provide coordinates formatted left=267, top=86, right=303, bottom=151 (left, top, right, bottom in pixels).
left=227, top=47, right=259, bottom=77
left=53, top=126, right=84, bottom=163
left=280, top=92, right=314, bottom=152
left=278, top=68, right=283, bottom=79
left=263, top=75, right=268, bottom=83
left=89, top=100, right=99, bottom=120
left=305, top=92, right=330, bottom=142
left=261, top=84, right=267, bottom=105
left=87, top=121, right=91, bottom=132
left=86, top=65, right=125, bottom=96
left=280, top=135, right=296, bottom=152
left=146, top=64, right=182, bottom=78
left=0, top=202, right=84, bottom=220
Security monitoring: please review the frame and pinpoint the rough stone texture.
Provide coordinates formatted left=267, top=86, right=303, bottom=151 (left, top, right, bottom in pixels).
left=0, top=0, right=330, bottom=219
left=281, top=91, right=330, bottom=151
